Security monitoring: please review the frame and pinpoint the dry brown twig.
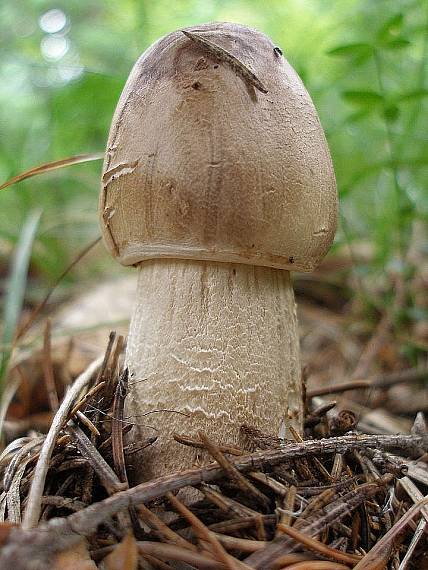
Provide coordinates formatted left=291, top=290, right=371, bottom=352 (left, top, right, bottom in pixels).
left=0, top=431, right=424, bottom=567
left=111, top=368, right=129, bottom=485
left=245, top=476, right=393, bottom=567
left=276, top=523, right=361, bottom=566
left=67, top=424, right=125, bottom=495
left=199, top=483, right=260, bottom=518
left=0, top=330, right=426, bottom=569
left=166, top=491, right=246, bottom=570
left=353, top=497, right=428, bottom=569
left=138, top=502, right=197, bottom=551
left=198, top=431, right=270, bottom=509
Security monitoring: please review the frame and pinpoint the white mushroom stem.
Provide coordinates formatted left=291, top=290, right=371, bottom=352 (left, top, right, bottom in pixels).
left=125, top=259, right=302, bottom=479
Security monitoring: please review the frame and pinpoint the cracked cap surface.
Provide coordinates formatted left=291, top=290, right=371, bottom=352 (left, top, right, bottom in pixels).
left=100, top=22, right=338, bottom=272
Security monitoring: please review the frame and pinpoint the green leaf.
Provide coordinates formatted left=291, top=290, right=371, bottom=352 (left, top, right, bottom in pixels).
left=346, top=109, right=372, bottom=123
left=342, top=90, right=384, bottom=105
left=383, top=37, right=411, bottom=49
left=0, top=209, right=42, bottom=388
left=376, top=13, right=410, bottom=49
left=377, top=13, right=404, bottom=40
left=327, top=42, right=373, bottom=56
left=398, top=89, right=428, bottom=101
left=384, top=104, right=400, bottom=121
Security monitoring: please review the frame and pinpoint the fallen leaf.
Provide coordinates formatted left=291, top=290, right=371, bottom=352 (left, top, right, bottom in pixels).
left=51, top=540, right=97, bottom=570
left=103, top=533, right=138, bottom=570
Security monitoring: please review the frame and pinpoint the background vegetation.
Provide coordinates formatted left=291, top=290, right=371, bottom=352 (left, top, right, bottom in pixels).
left=0, top=0, right=427, bottom=362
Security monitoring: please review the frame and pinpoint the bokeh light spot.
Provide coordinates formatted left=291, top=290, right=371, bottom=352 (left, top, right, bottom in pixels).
left=41, top=35, right=69, bottom=61
left=39, top=9, right=67, bottom=34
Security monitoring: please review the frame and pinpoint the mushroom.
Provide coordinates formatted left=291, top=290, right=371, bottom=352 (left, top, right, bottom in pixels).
left=99, top=22, right=338, bottom=480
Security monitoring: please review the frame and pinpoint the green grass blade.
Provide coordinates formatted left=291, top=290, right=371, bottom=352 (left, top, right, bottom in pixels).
left=0, top=209, right=42, bottom=388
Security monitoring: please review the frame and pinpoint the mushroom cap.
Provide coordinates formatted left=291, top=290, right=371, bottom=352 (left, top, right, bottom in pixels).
left=100, top=22, right=338, bottom=272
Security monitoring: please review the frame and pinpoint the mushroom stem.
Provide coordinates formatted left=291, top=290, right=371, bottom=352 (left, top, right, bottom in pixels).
left=125, top=259, right=302, bottom=479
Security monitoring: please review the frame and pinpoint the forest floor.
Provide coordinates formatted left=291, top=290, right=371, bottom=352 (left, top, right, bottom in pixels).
left=0, top=253, right=427, bottom=569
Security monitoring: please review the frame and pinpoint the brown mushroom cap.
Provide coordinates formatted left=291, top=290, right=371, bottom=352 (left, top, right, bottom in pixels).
left=100, top=22, right=337, bottom=272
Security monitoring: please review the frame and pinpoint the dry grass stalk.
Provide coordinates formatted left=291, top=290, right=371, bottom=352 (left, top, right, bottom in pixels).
left=42, top=320, right=59, bottom=413
left=22, top=355, right=103, bottom=529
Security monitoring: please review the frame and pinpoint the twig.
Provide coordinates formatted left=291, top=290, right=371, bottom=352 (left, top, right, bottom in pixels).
left=255, top=514, right=266, bottom=542
left=299, top=476, right=392, bottom=537
left=22, top=355, right=103, bottom=529
left=352, top=498, right=428, bottom=569
left=398, top=477, right=428, bottom=525
left=137, top=542, right=230, bottom=570
left=67, top=424, right=126, bottom=494
left=305, top=401, right=337, bottom=428
left=199, top=483, right=260, bottom=518
left=307, top=368, right=428, bottom=398
left=276, top=485, right=296, bottom=532
left=213, top=533, right=266, bottom=553
left=111, top=368, right=129, bottom=484
left=331, top=454, right=343, bottom=481
left=208, top=515, right=277, bottom=534
left=240, top=424, right=282, bottom=449
left=398, top=517, right=426, bottom=569
left=75, top=411, right=100, bottom=437
left=297, top=477, right=360, bottom=498
left=55, top=458, right=86, bottom=472
left=94, top=331, right=116, bottom=387
left=40, top=496, right=86, bottom=512
left=69, top=381, right=106, bottom=418
left=249, top=472, right=289, bottom=498
left=277, top=523, right=361, bottom=565
left=267, top=553, right=314, bottom=568
left=283, top=562, right=351, bottom=570
left=293, top=488, right=335, bottom=529
left=166, top=491, right=246, bottom=570
left=174, top=433, right=243, bottom=456
left=108, top=334, right=124, bottom=383
left=50, top=434, right=425, bottom=534
left=245, top=477, right=393, bottom=567
left=110, top=367, right=142, bottom=534
left=372, top=367, right=428, bottom=388
left=198, top=431, right=270, bottom=509
left=139, top=553, right=174, bottom=569
left=308, top=381, right=370, bottom=398
left=40, top=473, right=76, bottom=520
left=289, top=426, right=331, bottom=482
left=138, top=502, right=197, bottom=551
left=3, top=433, right=425, bottom=556
left=78, top=333, right=115, bottom=505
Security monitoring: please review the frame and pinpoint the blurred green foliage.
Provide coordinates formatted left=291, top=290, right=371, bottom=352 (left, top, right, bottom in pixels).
left=0, top=1, right=427, bottom=315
